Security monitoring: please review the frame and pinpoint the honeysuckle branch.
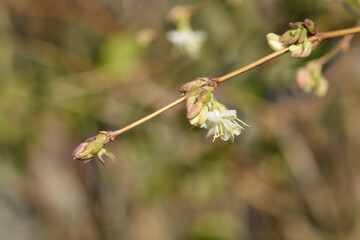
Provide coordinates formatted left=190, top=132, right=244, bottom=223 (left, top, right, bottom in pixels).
left=106, top=47, right=289, bottom=141
left=104, top=26, right=360, bottom=140
left=217, top=26, right=360, bottom=84
left=73, top=24, right=360, bottom=166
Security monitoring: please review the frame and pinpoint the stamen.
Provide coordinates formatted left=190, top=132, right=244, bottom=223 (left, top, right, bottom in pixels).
left=236, top=118, right=250, bottom=127
left=229, top=127, right=240, bottom=135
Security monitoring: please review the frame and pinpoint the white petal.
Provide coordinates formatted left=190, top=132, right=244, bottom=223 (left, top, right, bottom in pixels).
left=206, top=111, right=221, bottom=123
left=200, top=122, right=209, bottom=129
left=234, top=129, right=241, bottom=136
left=220, top=129, right=231, bottom=141
left=166, top=31, right=181, bottom=44
left=221, top=110, right=237, bottom=118
left=222, top=119, right=239, bottom=131
left=206, top=125, right=216, bottom=138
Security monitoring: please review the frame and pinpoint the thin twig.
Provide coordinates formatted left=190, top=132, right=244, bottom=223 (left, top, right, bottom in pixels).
left=214, top=48, right=289, bottom=84
left=110, top=96, right=186, bottom=138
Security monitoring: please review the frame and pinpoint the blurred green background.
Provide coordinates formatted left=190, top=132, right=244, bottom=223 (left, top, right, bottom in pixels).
left=1, top=0, right=360, bottom=239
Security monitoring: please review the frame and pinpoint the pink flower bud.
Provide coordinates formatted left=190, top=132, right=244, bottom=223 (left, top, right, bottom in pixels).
left=281, top=29, right=301, bottom=45
left=289, top=41, right=312, bottom=58
left=186, top=96, right=197, bottom=112
left=296, top=67, right=312, bottom=92
left=296, top=61, right=328, bottom=97
left=304, top=19, right=317, bottom=34
left=187, top=101, right=202, bottom=119
left=73, top=131, right=115, bottom=168
left=298, top=28, right=308, bottom=43
left=289, top=22, right=304, bottom=29
left=198, top=90, right=212, bottom=104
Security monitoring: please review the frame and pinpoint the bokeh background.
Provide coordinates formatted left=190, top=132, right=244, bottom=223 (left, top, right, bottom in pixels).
left=1, top=0, right=360, bottom=239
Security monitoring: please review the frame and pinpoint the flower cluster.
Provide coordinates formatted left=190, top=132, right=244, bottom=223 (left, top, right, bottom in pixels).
left=166, top=5, right=207, bottom=58
left=296, top=60, right=328, bottom=97
left=267, top=19, right=318, bottom=58
left=167, top=30, right=207, bottom=59
left=72, top=131, right=116, bottom=168
left=179, top=78, right=249, bottom=142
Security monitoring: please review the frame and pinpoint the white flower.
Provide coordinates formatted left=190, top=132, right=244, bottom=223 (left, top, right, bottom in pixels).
left=203, top=109, right=249, bottom=142
left=166, top=30, right=207, bottom=58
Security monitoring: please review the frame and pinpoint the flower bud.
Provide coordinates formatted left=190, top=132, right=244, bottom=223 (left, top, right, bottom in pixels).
left=189, top=105, right=208, bottom=126
left=298, top=28, right=308, bottom=43
left=73, top=131, right=115, bottom=168
left=187, top=101, right=203, bottom=119
left=73, top=133, right=108, bottom=160
left=266, top=33, right=286, bottom=51
left=186, top=95, right=197, bottom=111
left=304, top=19, right=317, bottom=34
left=73, top=141, right=100, bottom=161
left=281, top=29, right=301, bottom=45
left=289, top=22, right=304, bottom=29
left=178, top=78, right=211, bottom=98
left=296, top=66, right=312, bottom=93
left=289, top=40, right=312, bottom=58
left=314, top=77, right=328, bottom=97
left=178, top=80, right=201, bottom=96
left=180, top=78, right=216, bottom=127
left=198, top=90, right=212, bottom=104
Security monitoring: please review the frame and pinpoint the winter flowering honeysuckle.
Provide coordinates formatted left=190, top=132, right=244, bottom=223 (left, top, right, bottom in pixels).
left=179, top=78, right=249, bottom=141
left=73, top=21, right=360, bottom=166
left=72, top=131, right=116, bottom=168
left=267, top=19, right=318, bottom=58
